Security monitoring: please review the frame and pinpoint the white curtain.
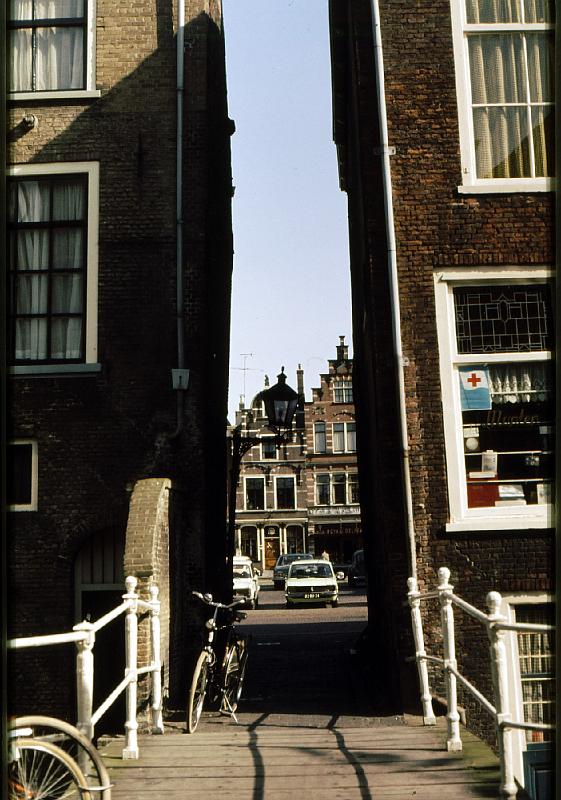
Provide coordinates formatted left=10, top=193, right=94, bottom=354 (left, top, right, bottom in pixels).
left=13, top=179, right=84, bottom=360
left=9, top=0, right=84, bottom=91
left=489, top=363, right=551, bottom=403
left=466, top=0, right=552, bottom=179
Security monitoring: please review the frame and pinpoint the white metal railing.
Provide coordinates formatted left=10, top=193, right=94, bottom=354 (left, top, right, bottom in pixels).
left=407, top=567, right=555, bottom=799
left=8, top=575, right=164, bottom=759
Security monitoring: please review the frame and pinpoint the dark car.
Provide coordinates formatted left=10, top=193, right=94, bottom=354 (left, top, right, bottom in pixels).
left=347, top=549, right=367, bottom=588
left=273, top=553, right=314, bottom=590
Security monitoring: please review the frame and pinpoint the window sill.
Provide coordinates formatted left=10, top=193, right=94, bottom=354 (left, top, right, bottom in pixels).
left=457, top=179, right=555, bottom=194
left=446, top=514, right=553, bottom=533
left=10, top=363, right=102, bottom=376
left=9, top=90, right=102, bottom=102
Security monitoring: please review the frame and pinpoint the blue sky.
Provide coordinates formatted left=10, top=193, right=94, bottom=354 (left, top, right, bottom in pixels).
left=223, top=0, right=352, bottom=420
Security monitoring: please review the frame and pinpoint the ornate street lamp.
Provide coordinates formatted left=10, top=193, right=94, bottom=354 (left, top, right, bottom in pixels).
left=225, top=369, right=300, bottom=598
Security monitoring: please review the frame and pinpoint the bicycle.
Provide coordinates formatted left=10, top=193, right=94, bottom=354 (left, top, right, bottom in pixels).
left=7, top=716, right=112, bottom=800
left=7, top=723, right=92, bottom=800
left=186, top=591, right=250, bottom=734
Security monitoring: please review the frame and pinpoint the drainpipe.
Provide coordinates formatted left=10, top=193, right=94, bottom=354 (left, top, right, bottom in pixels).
left=170, top=0, right=189, bottom=437
left=369, top=0, right=417, bottom=579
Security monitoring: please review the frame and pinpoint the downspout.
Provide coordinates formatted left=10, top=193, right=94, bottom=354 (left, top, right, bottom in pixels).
left=369, top=0, right=417, bottom=579
left=170, top=0, right=188, bottom=437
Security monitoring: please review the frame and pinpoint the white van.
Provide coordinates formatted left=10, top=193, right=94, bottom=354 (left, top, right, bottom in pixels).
left=233, top=556, right=261, bottom=608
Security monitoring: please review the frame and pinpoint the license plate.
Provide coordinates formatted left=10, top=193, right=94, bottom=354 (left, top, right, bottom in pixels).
left=304, top=593, right=320, bottom=599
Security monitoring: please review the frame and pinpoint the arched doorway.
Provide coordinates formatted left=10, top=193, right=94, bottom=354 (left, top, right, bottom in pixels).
left=286, top=524, right=306, bottom=553
left=74, top=525, right=126, bottom=735
left=264, top=525, right=280, bottom=569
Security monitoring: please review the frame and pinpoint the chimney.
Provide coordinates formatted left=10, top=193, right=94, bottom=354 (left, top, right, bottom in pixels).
left=336, top=335, right=348, bottom=362
left=296, top=364, right=304, bottom=398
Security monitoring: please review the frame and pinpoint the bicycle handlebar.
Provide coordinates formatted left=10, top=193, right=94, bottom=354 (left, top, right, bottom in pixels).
left=192, top=591, right=248, bottom=610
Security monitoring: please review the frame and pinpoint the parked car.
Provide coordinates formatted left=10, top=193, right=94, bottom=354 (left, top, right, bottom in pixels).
left=273, top=553, right=314, bottom=590
left=233, top=555, right=261, bottom=608
left=285, top=559, right=343, bottom=608
left=347, top=549, right=367, bottom=588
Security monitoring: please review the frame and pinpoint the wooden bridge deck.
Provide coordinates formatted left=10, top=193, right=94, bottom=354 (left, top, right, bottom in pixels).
left=99, top=715, right=504, bottom=799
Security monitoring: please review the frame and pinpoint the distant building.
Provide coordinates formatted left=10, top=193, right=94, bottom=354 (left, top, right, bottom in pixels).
left=232, top=367, right=308, bottom=570
left=233, top=339, right=362, bottom=571
left=305, top=337, right=362, bottom=565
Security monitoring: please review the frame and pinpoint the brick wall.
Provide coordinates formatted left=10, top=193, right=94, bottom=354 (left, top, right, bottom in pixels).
left=7, top=0, right=232, bottom=718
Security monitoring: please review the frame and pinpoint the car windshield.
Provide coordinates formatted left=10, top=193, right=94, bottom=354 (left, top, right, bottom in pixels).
left=233, top=566, right=252, bottom=578
left=279, top=554, right=310, bottom=566
left=290, top=564, right=333, bottom=579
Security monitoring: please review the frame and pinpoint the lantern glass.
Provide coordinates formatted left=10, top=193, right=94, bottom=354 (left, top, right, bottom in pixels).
left=260, top=369, right=299, bottom=432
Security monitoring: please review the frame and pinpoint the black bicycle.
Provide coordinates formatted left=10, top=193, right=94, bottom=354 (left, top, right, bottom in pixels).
left=186, top=591, right=250, bottom=734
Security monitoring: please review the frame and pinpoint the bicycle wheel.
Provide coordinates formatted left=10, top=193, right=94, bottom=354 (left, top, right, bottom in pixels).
left=186, top=651, right=210, bottom=734
left=220, top=641, right=248, bottom=715
left=9, top=738, right=91, bottom=800
left=9, top=716, right=111, bottom=799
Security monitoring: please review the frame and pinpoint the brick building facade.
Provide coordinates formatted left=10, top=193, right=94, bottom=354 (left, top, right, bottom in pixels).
left=7, top=0, right=234, bottom=722
left=328, top=0, right=555, bottom=790
left=305, top=337, right=362, bottom=564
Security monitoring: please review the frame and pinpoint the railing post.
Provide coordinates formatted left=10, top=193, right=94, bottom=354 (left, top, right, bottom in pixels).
left=74, top=620, right=95, bottom=742
left=486, top=591, right=517, bottom=799
left=437, top=567, right=462, bottom=751
left=123, top=575, right=139, bottom=759
left=149, top=584, right=164, bottom=734
left=407, top=577, right=436, bottom=725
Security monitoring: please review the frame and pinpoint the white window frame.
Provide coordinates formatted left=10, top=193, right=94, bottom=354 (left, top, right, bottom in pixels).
left=332, top=421, right=356, bottom=453
left=274, top=475, right=296, bottom=510
left=313, top=421, right=327, bottom=453
left=331, top=472, right=347, bottom=505
left=450, top=0, right=555, bottom=194
left=8, top=439, right=38, bottom=511
left=8, top=161, right=100, bottom=374
left=333, top=380, right=353, bottom=403
left=434, top=267, right=553, bottom=531
left=500, top=592, right=554, bottom=789
left=244, top=476, right=266, bottom=511
left=8, top=0, right=100, bottom=101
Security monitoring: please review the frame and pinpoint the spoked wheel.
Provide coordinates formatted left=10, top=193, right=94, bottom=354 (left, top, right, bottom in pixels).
left=187, top=651, right=210, bottom=733
left=220, top=643, right=248, bottom=716
left=9, top=716, right=110, bottom=798
left=9, top=738, right=91, bottom=800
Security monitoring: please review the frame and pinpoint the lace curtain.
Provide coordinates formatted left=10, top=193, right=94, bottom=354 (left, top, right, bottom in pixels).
left=11, top=179, right=84, bottom=360
left=466, top=0, right=554, bottom=179
left=488, top=363, right=551, bottom=403
left=9, top=0, right=84, bottom=92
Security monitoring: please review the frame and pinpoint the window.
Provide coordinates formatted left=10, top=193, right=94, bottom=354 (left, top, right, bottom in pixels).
left=261, top=439, right=277, bottom=460
left=316, top=474, right=330, bottom=505
left=502, top=594, right=555, bottom=789
left=7, top=440, right=38, bottom=510
left=332, top=421, right=356, bottom=452
left=435, top=272, right=553, bottom=529
left=346, top=422, right=356, bottom=452
left=450, top=0, right=555, bottom=192
left=8, top=163, right=99, bottom=371
left=333, top=380, right=353, bottom=403
left=245, top=478, right=265, bottom=510
left=314, top=422, right=326, bottom=453
left=332, top=473, right=346, bottom=504
left=333, top=423, right=345, bottom=452
left=276, top=477, right=295, bottom=509
left=514, top=604, right=555, bottom=743
left=9, top=0, right=98, bottom=97
left=348, top=473, right=360, bottom=503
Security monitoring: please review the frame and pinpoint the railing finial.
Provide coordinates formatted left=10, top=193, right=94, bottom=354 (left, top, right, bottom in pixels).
left=437, top=566, right=451, bottom=588
left=125, top=575, right=138, bottom=594
left=486, top=590, right=502, bottom=618
left=407, top=576, right=418, bottom=593
left=150, top=584, right=159, bottom=601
